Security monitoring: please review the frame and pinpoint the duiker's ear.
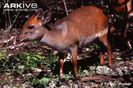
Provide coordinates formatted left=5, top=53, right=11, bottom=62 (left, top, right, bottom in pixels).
left=36, top=8, right=51, bottom=24
left=42, top=10, right=51, bottom=24
left=36, top=8, right=44, bottom=20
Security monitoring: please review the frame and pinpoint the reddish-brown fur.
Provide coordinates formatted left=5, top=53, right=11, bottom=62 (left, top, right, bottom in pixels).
left=19, top=6, right=112, bottom=80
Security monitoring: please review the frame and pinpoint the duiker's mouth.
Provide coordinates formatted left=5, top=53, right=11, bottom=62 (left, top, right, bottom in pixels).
left=17, top=39, right=29, bottom=47
left=19, top=42, right=28, bottom=46
left=20, top=39, right=29, bottom=42
left=18, top=35, right=29, bottom=43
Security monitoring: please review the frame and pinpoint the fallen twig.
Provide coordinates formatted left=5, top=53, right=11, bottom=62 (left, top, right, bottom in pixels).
left=0, top=36, right=14, bottom=44
left=0, top=42, right=27, bottom=51
left=81, top=75, right=124, bottom=82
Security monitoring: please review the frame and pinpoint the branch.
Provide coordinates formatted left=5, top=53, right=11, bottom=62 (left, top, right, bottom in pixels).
left=9, top=11, right=20, bottom=29
left=6, top=0, right=12, bottom=30
left=63, top=0, right=68, bottom=15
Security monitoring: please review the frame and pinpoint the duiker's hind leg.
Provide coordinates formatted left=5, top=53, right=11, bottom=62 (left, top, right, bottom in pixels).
left=99, top=35, right=112, bottom=67
left=70, top=45, right=78, bottom=79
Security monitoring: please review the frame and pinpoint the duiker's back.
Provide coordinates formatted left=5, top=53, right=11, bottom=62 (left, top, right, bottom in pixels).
left=51, top=6, right=108, bottom=47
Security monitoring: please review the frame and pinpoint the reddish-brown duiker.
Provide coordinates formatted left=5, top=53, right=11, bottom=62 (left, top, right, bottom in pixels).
left=19, top=6, right=112, bottom=80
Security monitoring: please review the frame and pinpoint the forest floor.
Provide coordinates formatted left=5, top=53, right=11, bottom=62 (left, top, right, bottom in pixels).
left=0, top=29, right=133, bottom=88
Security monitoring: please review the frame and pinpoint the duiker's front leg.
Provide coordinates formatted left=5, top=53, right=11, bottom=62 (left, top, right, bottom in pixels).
left=59, top=53, right=65, bottom=80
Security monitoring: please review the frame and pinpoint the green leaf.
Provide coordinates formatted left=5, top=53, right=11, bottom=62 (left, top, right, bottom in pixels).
left=0, top=50, right=7, bottom=60
left=38, top=77, right=50, bottom=85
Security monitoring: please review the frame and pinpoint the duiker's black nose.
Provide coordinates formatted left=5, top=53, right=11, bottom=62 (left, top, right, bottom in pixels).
left=16, top=36, right=19, bottom=42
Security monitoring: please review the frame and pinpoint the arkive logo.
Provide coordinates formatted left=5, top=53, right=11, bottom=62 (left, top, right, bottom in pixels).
left=2, top=1, right=38, bottom=11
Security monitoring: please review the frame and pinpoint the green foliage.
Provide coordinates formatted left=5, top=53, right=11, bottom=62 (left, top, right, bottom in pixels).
left=0, top=50, right=7, bottom=60
left=63, top=72, right=74, bottom=80
left=26, top=75, right=51, bottom=87
left=17, top=52, right=58, bottom=70
left=18, top=52, right=45, bottom=70
left=89, top=43, right=99, bottom=52
left=0, top=51, right=58, bottom=74
left=38, top=77, right=50, bottom=85
left=45, top=54, right=58, bottom=67
left=0, top=50, right=8, bottom=72
left=0, top=50, right=60, bottom=87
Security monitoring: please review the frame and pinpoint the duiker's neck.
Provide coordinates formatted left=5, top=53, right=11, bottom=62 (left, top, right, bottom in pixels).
left=40, top=27, right=60, bottom=43
left=37, top=26, right=49, bottom=41
left=40, top=26, right=66, bottom=50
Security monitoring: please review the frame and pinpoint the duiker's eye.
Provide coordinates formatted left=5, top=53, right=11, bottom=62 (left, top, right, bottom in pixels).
left=27, top=26, right=35, bottom=29
left=24, top=32, right=28, bottom=34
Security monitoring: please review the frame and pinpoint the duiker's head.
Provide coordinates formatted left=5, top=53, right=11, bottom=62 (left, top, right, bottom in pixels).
left=19, top=9, right=51, bottom=42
